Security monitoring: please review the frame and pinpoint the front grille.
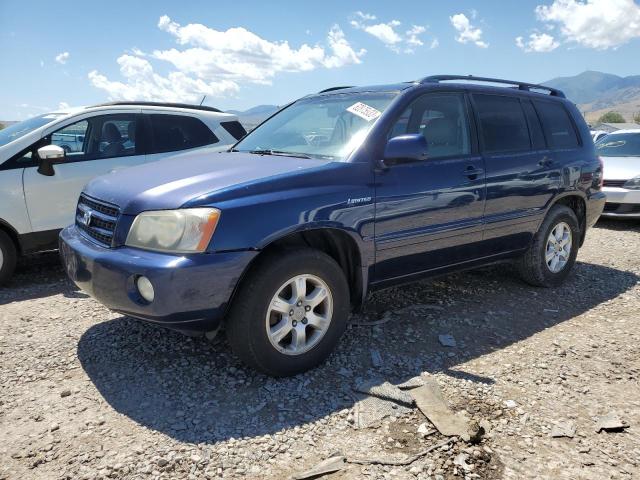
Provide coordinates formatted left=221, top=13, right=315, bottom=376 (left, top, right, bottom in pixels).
left=76, top=194, right=120, bottom=247
left=603, top=179, right=627, bottom=188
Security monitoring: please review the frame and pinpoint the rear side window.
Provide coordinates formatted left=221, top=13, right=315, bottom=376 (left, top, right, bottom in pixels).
left=533, top=101, right=579, bottom=149
left=220, top=121, right=247, bottom=140
left=149, top=115, right=219, bottom=154
left=522, top=101, right=546, bottom=150
left=474, top=94, right=530, bottom=153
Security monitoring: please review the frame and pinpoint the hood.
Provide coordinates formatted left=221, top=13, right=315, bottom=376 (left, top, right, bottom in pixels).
left=601, top=156, right=640, bottom=180
left=84, top=149, right=330, bottom=214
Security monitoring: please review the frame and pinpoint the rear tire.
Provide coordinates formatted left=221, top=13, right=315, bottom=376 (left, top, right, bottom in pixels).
left=0, top=230, right=17, bottom=286
left=226, top=248, right=350, bottom=377
left=517, top=205, right=580, bottom=287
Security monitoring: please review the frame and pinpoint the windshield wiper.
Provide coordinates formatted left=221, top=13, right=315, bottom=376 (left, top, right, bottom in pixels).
left=249, top=149, right=312, bottom=159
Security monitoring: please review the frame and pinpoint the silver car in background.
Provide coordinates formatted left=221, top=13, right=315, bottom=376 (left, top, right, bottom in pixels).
left=597, top=129, right=640, bottom=218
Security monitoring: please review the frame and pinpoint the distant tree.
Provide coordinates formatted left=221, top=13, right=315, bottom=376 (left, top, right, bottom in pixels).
left=598, top=111, right=626, bottom=123
left=634, top=112, right=640, bottom=124
left=0, top=123, right=4, bottom=131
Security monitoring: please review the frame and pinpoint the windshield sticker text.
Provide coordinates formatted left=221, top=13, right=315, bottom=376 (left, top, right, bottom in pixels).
left=347, top=102, right=382, bottom=122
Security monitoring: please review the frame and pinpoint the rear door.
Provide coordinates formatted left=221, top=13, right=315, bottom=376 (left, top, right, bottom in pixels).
left=373, top=92, right=486, bottom=281
left=22, top=112, right=149, bottom=231
left=471, top=94, right=558, bottom=253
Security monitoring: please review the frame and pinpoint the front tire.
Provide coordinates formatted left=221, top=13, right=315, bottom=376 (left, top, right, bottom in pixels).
left=0, top=230, right=17, bottom=286
left=226, top=248, right=350, bottom=377
left=517, top=205, right=580, bottom=287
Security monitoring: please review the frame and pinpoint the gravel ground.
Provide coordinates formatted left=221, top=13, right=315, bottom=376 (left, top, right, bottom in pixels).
left=0, top=218, right=639, bottom=480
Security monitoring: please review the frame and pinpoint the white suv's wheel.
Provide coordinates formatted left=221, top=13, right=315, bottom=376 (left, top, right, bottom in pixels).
left=226, top=248, right=349, bottom=377
left=0, top=230, right=17, bottom=285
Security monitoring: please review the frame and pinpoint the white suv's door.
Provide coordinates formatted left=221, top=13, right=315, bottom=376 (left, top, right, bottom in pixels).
left=22, top=113, right=148, bottom=232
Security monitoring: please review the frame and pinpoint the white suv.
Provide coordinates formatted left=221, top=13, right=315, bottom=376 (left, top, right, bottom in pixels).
left=0, top=102, right=246, bottom=283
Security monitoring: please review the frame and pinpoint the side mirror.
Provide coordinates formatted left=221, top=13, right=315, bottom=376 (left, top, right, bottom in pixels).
left=37, top=145, right=65, bottom=176
left=383, top=134, right=429, bottom=164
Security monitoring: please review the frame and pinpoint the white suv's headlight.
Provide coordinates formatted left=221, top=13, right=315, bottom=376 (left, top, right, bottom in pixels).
left=125, top=208, right=221, bottom=253
left=623, top=176, right=640, bottom=190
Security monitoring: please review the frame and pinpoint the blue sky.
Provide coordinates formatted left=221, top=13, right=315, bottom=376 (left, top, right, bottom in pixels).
left=1, top=0, right=639, bottom=120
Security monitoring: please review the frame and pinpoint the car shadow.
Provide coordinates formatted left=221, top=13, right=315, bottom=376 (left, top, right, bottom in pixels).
left=0, top=251, right=86, bottom=306
left=77, top=261, right=638, bottom=444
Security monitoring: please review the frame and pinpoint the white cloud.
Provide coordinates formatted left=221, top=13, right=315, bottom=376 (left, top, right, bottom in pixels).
left=429, top=38, right=440, bottom=49
left=516, top=33, right=560, bottom=52
left=58, top=102, right=70, bottom=110
left=350, top=12, right=432, bottom=54
left=89, top=16, right=365, bottom=102
left=55, top=52, right=70, bottom=64
left=450, top=13, right=488, bottom=48
left=534, top=0, right=640, bottom=49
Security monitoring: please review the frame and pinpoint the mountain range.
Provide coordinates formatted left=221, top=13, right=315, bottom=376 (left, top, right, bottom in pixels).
left=543, top=71, right=640, bottom=123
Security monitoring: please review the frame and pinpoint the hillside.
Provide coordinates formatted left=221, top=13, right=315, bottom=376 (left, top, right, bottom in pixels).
left=543, top=71, right=640, bottom=123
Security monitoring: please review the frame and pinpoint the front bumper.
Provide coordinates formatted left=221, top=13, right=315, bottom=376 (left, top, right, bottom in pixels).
left=602, top=187, right=640, bottom=218
left=59, top=226, right=257, bottom=333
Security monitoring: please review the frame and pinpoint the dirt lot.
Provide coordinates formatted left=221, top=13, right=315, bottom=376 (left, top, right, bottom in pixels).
left=1, top=218, right=639, bottom=480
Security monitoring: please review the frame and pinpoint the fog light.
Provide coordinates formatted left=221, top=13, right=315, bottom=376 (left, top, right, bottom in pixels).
left=136, top=276, right=155, bottom=302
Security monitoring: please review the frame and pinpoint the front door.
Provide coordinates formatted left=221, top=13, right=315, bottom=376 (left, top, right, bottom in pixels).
left=23, top=113, right=148, bottom=232
left=373, top=92, right=486, bottom=282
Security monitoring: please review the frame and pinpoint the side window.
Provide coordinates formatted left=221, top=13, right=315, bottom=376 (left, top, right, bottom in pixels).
left=149, top=115, right=219, bottom=154
left=389, top=93, right=471, bottom=159
left=522, top=100, right=546, bottom=150
left=474, top=94, right=530, bottom=153
left=533, top=101, right=580, bottom=149
left=220, top=121, right=247, bottom=140
left=51, top=120, right=89, bottom=161
left=89, top=114, right=141, bottom=159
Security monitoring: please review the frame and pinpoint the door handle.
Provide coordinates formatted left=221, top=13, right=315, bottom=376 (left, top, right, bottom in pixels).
left=538, top=156, right=553, bottom=167
left=463, top=166, right=484, bottom=179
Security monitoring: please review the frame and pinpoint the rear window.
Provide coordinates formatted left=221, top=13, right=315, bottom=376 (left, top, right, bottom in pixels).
left=474, top=94, right=530, bottom=153
left=221, top=121, right=247, bottom=140
left=149, top=114, right=219, bottom=154
left=596, top=132, right=640, bottom=157
left=533, top=101, right=580, bottom=149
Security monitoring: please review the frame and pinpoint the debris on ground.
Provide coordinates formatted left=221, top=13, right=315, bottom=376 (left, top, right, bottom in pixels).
left=550, top=421, right=576, bottom=438
left=346, top=438, right=455, bottom=466
left=410, top=378, right=480, bottom=442
left=353, top=380, right=414, bottom=429
left=290, top=455, right=345, bottom=480
left=438, top=334, right=457, bottom=347
left=596, top=413, right=629, bottom=433
left=370, top=349, right=383, bottom=368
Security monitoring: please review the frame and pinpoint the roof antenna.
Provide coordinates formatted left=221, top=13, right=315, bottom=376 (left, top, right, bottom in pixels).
left=200, top=95, right=207, bottom=106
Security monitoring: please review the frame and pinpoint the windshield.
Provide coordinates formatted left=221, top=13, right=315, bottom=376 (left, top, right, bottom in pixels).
left=233, top=92, right=398, bottom=160
left=596, top=132, right=640, bottom=157
left=0, top=114, right=66, bottom=147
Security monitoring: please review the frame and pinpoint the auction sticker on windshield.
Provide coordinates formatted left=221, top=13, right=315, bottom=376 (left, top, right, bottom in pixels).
left=347, top=102, right=382, bottom=122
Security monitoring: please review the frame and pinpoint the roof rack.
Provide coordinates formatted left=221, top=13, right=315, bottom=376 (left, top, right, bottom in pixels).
left=318, top=86, right=355, bottom=93
left=89, top=101, right=223, bottom=113
left=420, top=75, right=565, bottom=98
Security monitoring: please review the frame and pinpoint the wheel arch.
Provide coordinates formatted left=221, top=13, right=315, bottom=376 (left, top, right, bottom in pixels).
left=0, top=218, right=22, bottom=255
left=227, top=226, right=368, bottom=317
left=548, top=193, right=587, bottom=246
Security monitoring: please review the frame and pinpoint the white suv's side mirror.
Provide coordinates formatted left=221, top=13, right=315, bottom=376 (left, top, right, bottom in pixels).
left=37, top=144, right=65, bottom=160
left=37, top=144, right=66, bottom=176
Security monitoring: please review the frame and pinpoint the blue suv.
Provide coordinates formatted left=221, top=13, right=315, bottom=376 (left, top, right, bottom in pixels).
left=60, top=75, right=605, bottom=376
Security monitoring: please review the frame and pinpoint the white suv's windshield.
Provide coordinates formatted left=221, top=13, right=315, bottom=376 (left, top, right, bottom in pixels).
left=0, top=113, right=66, bottom=147
left=233, top=92, right=398, bottom=160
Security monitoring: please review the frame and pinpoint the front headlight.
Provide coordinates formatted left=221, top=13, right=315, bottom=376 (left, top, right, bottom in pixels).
left=623, top=176, right=640, bottom=190
left=125, top=208, right=220, bottom=253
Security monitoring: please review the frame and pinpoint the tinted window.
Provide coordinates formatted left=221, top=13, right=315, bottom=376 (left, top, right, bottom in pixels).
left=522, top=101, right=546, bottom=150
left=390, top=93, right=471, bottom=159
left=150, top=115, right=219, bottom=154
left=474, top=95, right=530, bottom=153
left=534, top=101, right=579, bottom=149
left=596, top=132, right=640, bottom=157
left=221, top=121, right=247, bottom=140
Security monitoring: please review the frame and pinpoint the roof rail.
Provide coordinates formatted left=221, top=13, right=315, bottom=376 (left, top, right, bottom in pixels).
left=89, top=101, right=223, bottom=113
left=420, top=75, right=565, bottom=98
left=318, top=86, right=355, bottom=93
